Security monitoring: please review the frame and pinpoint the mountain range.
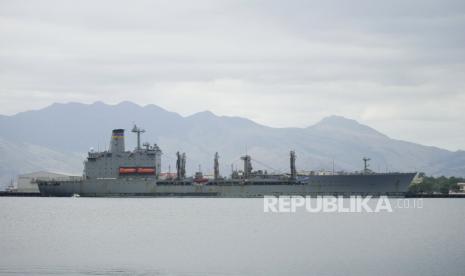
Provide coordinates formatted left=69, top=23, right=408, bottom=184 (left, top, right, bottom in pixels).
left=0, top=101, right=463, bottom=189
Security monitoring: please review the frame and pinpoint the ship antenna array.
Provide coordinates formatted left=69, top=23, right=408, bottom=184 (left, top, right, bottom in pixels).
left=132, top=124, right=146, bottom=150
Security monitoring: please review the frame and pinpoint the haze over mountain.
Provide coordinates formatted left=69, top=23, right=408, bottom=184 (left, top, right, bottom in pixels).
left=0, top=101, right=463, bottom=189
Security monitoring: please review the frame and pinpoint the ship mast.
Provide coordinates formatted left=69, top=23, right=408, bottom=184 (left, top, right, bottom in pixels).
left=363, top=157, right=371, bottom=174
left=132, top=124, right=145, bottom=150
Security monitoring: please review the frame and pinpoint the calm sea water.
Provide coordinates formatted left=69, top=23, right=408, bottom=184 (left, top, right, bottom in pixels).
left=0, top=198, right=464, bottom=276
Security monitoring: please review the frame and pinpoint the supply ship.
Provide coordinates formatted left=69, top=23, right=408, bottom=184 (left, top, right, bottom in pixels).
left=37, top=126, right=416, bottom=197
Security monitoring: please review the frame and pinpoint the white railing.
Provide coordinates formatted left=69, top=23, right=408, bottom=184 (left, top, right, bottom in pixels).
left=34, top=176, right=83, bottom=182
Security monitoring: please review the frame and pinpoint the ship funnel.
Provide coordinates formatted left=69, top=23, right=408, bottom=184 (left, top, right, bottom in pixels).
left=110, top=129, right=125, bottom=153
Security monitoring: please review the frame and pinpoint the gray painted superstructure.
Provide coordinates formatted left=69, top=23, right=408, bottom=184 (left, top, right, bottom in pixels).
left=37, top=126, right=416, bottom=197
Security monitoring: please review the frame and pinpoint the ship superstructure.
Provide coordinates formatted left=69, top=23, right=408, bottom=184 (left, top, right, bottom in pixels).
left=84, top=127, right=161, bottom=180
left=37, top=126, right=416, bottom=197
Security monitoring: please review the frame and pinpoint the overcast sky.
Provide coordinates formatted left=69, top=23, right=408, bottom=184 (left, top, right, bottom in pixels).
left=0, top=0, right=464, bottom=150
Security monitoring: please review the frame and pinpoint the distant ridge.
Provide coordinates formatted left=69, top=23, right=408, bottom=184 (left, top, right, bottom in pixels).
left=0, top=101, right=463, bottom=188
left=311, top=115, right=387, bottom=137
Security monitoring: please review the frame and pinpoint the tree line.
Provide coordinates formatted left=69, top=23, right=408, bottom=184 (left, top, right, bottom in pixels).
left=409, top=173, right=464, bottom=194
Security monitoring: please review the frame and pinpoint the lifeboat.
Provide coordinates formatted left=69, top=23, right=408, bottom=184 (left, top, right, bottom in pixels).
left=119, top=167, right=137, bottom=174
left=137, top=167, right=156, bottom=175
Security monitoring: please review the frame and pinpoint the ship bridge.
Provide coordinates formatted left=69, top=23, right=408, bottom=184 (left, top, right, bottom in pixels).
left=84, top=125, right=162, bottom=179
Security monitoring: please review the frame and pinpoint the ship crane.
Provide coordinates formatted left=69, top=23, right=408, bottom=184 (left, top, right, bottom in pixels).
left=290, top=150, right=297, bottom=180
left=214, top=152, right=220, bottom=180
left=176, top=152, right=187, bottom=180
left=241, top=155, right=253, bottom=179
left=238, top=153, right=283, bottom=179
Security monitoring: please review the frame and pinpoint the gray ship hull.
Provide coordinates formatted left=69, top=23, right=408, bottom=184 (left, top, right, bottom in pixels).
left=37, top=173, right=416, bottom=197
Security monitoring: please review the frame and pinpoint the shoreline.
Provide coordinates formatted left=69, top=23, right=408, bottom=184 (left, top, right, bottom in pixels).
left=2, top=191, right=465, bottom=198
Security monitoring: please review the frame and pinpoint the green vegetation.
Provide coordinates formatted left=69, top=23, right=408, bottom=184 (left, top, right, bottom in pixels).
left=409, top=173, right=464, bottom=195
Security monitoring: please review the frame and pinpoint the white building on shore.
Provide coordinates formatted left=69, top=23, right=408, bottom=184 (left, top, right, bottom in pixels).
left=16, top=171, right=69, bottom=193
left=457, top=183, right=465, bottom=193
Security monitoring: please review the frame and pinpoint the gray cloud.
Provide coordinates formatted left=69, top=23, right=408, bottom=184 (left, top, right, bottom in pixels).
left=0, top=0, right=464, bottom=150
